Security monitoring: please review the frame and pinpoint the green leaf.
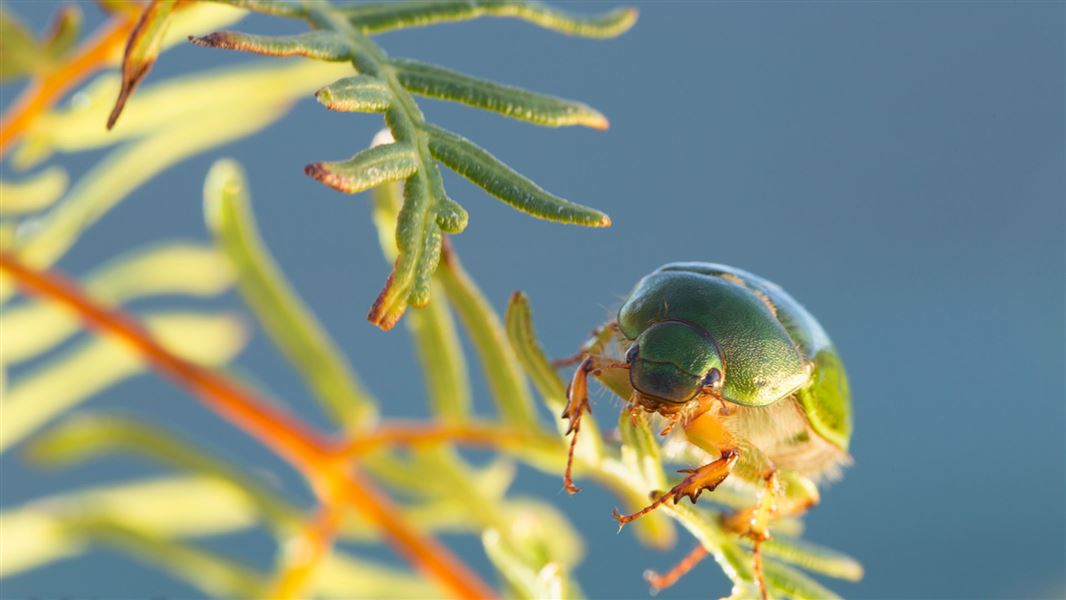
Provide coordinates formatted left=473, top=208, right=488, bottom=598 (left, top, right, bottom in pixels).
left=763, top=559, right=845, bottom=600
left=3, top=104, right=291, bottom=304
left=70, top=519, right=265, bottom=599
left=1, top=243, right=233, bottom=364
left=305, top=143, right=419, bottom=195
left=392, top=58, right=607, bottom=129
left=0, top=475, right=260, bottom=578
left=0, top=312, right=247, bottom=452
left=437, top=246, right=538, bottom=429
left=27, top=414, right=299, bottom=531
left=504, top=292, right=567, bottom=410
left=371, top=178, right=471, bottom=422
left=316, top=75, right=392, bottom=112
left=204, top=159, right=377, bottom=429
left=108, top=0, right=178, bottom=129
left=0, top=8, right=44, bottom=82
left=426, top=124, right=611, bottom=227
left=618, top=412, right=668, bottom=492
left=749, top=536, right=864, bottom=582
left=190, top=29, right=354, bottom=61
left=0, top=167, right=68, bottom=215
left=42, top=4, right=82, bottom=59
left=344, top=1, right=638, bottom=38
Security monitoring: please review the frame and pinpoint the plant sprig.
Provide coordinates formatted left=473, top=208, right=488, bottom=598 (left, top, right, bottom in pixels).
left=115, top=0, right=635, bottom=329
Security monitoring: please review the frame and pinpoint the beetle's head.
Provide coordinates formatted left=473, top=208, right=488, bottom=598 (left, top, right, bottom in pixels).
left=626, top=321, right=724, bottom=410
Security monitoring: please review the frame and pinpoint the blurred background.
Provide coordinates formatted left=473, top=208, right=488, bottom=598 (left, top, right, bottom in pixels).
left=2, top=1, right=1063, bottom=598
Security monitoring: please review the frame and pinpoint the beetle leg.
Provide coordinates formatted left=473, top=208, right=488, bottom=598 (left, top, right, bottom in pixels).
left=612, top=449, right=740, bottom=526
left=552, top=321, right=619, bottom=368
left=562, top=354, right=627, bottom=494
left=644, top=544, right=709, bottom=593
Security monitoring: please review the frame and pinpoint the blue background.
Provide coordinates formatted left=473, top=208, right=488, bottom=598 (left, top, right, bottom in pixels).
left=3, top=1, right=1064, bottom=599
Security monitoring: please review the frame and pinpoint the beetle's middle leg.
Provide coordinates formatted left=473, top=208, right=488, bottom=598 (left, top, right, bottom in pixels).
left=552, top=321, right=619, bottom=368
left=562, top=354, right=628, bottom=494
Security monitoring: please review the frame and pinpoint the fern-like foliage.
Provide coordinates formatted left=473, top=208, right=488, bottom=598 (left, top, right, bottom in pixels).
left=125, top=0, right=636, bottom=329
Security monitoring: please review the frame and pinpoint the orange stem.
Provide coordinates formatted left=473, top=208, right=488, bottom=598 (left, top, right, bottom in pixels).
left=333, top=422, right=526, bottom=459
left=0, top=13, right=138, bottom=157
left=0, top=252, right=497, bottom=600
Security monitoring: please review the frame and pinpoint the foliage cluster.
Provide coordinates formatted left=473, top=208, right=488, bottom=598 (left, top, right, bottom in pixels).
left=0, top=2, right=861, bottom=598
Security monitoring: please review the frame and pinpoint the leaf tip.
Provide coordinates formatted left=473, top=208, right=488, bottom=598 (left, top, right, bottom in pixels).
left=584, top=111, right=610, bottom=131
left=303, top=162, right=346, bottom=193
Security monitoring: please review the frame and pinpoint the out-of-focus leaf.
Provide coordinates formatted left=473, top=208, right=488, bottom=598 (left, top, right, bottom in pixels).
left=41, top=4, right=82, bottom=59
left=108, top=0, right=178, bottom=130
left=503, top=499, right=583, bottom=569
left=22, top=61, right=347, bottom=159
left=316, top=75, right=391, bottom=112
left=371, top=175, right=471, bottom=422
left=0, top=8, right=43, bottom=81
left=190, top=30, right=354, bottom=60
left=204, top=159, right=377, bottom=429
left=312, top=553, right=440, bottom=599
left=426, top=125, right=611, bottom=227
left=0, top=475, right=259, bottom=577
left=482, top=529, right=538, bottom=600
left=70, top=519, right=265, bottom=599
left=305, top=143, right=419, bottom=195
left=0, top=312, right=247, bottom=452
left=27, top=414, right=299, bottom=530
left=2, top=103, right=288, bottom=303
left=764, top=559, right=844, bottom=600
left=393, top=58, right=607, bottom=129
left=1, top=243, right=233, bottom=364
left=436, top=245, right=537, bottom=429
left=749, top=537, right=863, bottom=582
left=343, top=1, right=638, bottom=38
left=0, top=167, right=67, bottom=215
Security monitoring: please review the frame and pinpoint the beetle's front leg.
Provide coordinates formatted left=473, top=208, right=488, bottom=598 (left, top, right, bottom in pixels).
left=612, top=449, right=740, bottom=526
left=562, top=354, right=627, bottom=494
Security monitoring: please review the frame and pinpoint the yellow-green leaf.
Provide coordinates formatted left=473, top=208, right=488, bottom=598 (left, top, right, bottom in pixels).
left=190, top=29, right=354, bottom=61
left=0, top=167, right=68, bottom=215
left=108, top=0, right=178, bottom=129
left=316, top=75, right=392, bottom=112
left=305, top=143, right=419, bottom=195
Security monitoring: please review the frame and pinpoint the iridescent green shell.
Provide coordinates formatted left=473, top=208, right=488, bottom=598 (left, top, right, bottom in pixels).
left=618, top=262, right=852, bottom=451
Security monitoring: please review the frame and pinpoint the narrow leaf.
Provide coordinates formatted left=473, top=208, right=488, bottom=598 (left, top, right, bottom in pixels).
left=392, top=58, right=607, bottom=129
left=426, top=124, right=611, bottom=227
left=749, top=536, right=864, bottom=581
left=504, top=291, right=566, bottom=409
left=619, top=411, right=667, bottom=492
left=0, top=8, right=44, bottom=82
left=371, top=177, right=471, bottom=422
left=368, top=175, right=432, bottom=329
left=0, top=312, right=247, bottom=452
left=190, top=29, right=354, bottom=61
left=0, top=166, right=67, bottom=215
left=204, top=159, right=377, bottom=429
left=344, top=1, right=638, bottom=38
left=42, top=4, right=82, bottom=59
left=108, top=0, right=177, bottom=129
left=305, top=143, right=419, bottom=195
left=437, top=244, right=538, bottom=429
left=201, top=0, right=307, bottom=18
left=316, top=75, right=392, bottom=112
left=763, top=559, right=845, bottom=600
left=0, top=475, right=260, bottom=578
left=1, top=243, right=233, bottom=364
left=27, top=414, right=299, bottom=530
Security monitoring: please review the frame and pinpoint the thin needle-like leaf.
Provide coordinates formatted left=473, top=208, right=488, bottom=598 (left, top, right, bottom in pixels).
left=763, top=559, right=845, bottom=600
left=204, top=159, right=377, bottom=429
left=0, top=312, right=247, bottom=452
left=305, top=143, right=419, bottom=195
left=0, top=167, right=67, bottom=215
left=316, top=75, right=392, bottom=112
left=392, top=59, right=607, bottom=129
left=108, top=0, right=177, bottom=129
left=189, top=30, right=354, bottom=60
left=426, top=125, right=611, bottom=227
left=343, top=1, right=637, bottom=38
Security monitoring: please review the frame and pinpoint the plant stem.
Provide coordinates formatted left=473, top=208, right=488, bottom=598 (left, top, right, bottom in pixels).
left=0, top=252, right=497, bottom=600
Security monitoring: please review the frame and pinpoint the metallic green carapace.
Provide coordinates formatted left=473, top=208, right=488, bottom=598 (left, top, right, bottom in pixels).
left=620, top=262, right=852, bottom=451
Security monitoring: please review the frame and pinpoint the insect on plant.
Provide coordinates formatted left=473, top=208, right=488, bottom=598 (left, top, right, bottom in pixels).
left=559, top=262, right=853, bottom=598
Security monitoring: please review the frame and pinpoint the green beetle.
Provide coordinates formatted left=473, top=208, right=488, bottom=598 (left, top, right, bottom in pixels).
left=560, top=262, right=852, bottom=594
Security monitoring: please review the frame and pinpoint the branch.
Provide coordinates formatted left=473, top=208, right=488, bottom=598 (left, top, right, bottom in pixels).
left=0, top=252, right=497, bottom=600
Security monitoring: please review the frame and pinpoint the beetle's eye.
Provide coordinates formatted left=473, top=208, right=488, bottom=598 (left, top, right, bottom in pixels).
left=625, top=343, right=639, bottom=364
left=702, top=368, right=722, bottom=389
